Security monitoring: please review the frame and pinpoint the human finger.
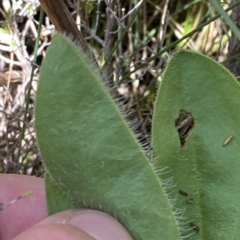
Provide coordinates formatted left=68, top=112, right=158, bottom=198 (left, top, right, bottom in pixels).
left=0, top=174, right=47, bottom=240
left=13, top=210, right=133, bottom=240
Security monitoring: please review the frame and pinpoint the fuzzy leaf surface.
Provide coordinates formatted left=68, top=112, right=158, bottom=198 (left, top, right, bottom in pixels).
left=35, top=35, right=181, bottom=240
left=152, top=50, right=240, bottom=240
left=45, top=173, right=73, bottom=214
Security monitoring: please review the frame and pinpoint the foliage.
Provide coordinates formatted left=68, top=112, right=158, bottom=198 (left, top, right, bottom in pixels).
left=1, top=0, right=239, bottom=174
left=36, top=34, right=240, bottom=240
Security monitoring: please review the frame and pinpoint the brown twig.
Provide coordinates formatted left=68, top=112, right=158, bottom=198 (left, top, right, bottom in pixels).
left=103, top=0, right=118, bottom=87
left=39, top=0, right=98, bottom=66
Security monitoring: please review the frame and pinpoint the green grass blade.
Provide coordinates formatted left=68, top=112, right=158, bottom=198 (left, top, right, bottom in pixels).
left=209, top=0, right=240, bottom=42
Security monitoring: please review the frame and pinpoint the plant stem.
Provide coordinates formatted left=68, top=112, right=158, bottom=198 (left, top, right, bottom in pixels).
left=15, top=7, right=44, bottom=172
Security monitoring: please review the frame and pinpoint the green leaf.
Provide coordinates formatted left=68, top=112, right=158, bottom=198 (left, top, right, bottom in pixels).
left=152, top=50, right=240, bottom=239
left=35, top=35, right=181, bottom=240
left=45, top=173, right=73, bottom=214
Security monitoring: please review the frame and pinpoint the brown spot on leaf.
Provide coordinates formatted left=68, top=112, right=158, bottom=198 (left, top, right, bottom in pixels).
left=175, top=110, right=194, bottom=148
left=179, top=189, right=188, bottom=197
left=190, top=222, right=200, bottom=233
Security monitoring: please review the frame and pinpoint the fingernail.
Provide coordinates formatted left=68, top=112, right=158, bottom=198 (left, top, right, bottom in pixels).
left=67, top=210, right=133, bottom=240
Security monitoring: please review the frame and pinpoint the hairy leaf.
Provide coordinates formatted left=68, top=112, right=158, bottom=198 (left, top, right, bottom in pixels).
left=35, top=35, right=180, bottom=240
left=152, top=50, right=240, bottom=239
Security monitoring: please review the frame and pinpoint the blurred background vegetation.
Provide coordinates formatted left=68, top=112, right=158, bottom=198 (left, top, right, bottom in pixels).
left=0, top=0, right=239, bottom=176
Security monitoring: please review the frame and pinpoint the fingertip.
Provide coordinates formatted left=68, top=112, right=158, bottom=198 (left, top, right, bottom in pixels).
left=12, top=223, right=95, bottom=240
left=67, top=210, right=133, bottom=240
left=13, top=210, right=133, bottom=240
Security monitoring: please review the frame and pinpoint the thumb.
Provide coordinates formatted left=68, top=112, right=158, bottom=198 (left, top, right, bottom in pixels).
left=13, top=210, right=133, bottom=240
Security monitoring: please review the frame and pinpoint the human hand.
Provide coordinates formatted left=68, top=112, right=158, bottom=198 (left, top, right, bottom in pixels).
left=0, top=174, right=133, bottom=240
